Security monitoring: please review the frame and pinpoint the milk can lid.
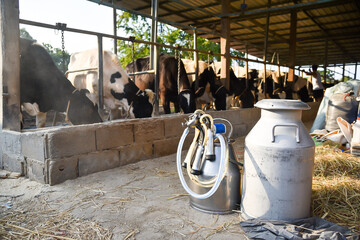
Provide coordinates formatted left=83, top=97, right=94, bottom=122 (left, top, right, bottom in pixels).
left=254, top=99, right=311, bottom=110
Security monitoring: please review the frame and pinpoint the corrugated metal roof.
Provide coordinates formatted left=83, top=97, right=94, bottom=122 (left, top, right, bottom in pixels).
left=89, top=0, right=360, bottom=67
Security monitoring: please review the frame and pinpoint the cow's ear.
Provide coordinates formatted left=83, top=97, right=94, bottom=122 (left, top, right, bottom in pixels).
left=144, top=89, right=155, bottom=104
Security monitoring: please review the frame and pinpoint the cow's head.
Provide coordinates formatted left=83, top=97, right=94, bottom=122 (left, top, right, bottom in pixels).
left=192, top=68, right=215, bottom=98
left=110, top=76, right=153, bottom=118
left=67, top=89, right=103, bottom=125
left=178, top=90, right=196, bottom=114
left=207, top=70, right=227, bottom=110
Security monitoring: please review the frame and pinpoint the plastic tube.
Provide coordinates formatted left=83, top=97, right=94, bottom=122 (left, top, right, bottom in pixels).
left=176, top=128, right=227, bottom=200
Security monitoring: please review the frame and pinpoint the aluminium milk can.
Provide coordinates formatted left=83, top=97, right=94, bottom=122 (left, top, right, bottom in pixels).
left=241, top=99, right=315, bottom=220
left=189, top=141, right=241, bottom=214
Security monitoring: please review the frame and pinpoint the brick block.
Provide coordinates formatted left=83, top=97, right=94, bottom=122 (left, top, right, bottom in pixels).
left=96, top=124, right=133, bottom=151
left=47, top=157, right=78, bottom=185
left=78, top=150, right=120, bottom=177
left=47, top=127, right=96, bottom=158
left=21, top=131, right=46, bottom=162
left=1, top=130, right=22, bottom=156
left=153, top=137, right=180, bottom=157
left=163, top=116, right=187, bottom=138
left=2, top=152, right=24, bottom=174
left=119, top=143, right=153, bottom=165
left=133, top=119, right=165, bottom=143
left=26, top=158, right=45, bottom=183
left=232, top=124, right=247, bottom=138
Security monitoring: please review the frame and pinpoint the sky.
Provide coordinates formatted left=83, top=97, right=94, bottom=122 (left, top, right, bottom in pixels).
left=19, top=0, right=116, bottom=53
left=19, top=0, right=359, bottom=80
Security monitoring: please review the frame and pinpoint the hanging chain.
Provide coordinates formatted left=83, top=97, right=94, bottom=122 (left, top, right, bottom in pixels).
left=56, top=23, right=67, bottom=73
left=176, top=46, right=181, bottom=95
left=61, top=29, right=66, bottom=73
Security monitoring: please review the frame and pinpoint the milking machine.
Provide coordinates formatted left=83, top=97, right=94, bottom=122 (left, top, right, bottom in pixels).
left=176, top=110, right=241, bottom=214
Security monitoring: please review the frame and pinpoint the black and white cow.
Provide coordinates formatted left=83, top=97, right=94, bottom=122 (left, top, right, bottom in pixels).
left=214, top=67, right=255, bottom=109
left=126, top=54, right=196, bottom=114
left=227, top=68, right=255, bottom=108
left=265, top=71, right=313, bottom=102
left=67, top=49, right=154, bottom=119
left=20, top=38, right=103, bottom=127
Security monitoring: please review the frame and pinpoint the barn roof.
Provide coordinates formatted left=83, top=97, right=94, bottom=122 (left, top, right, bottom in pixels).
left=88, top=0, right=360, bottom=68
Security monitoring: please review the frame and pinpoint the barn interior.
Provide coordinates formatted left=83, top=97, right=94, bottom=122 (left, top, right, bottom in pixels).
left=1, top=0, right=360, bottom=238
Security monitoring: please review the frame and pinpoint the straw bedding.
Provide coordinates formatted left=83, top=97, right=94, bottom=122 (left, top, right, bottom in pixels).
left=0, top=200, right=113, bottom=240
left=312, top=146, right=360, bottom=232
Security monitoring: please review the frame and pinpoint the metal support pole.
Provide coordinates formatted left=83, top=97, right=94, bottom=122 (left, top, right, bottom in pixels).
left=342, top=61, right=345, bottom=81
left=151, top=0, right=159, bottom=115
left=277, top=52, right=280, bottom=75
left=324, top=39, right=328, bottom=85
left=263, top=0, right=271, bottom=98
left=194, top=28, right=199, bottom=89
left=113, top=3, right=117, bottom=54
left=98, top=35, right=104, bottom=110
left=355, top=62, right=358, bottom=80
left=150, top=0, right=158, bottom=70
left=245, top=44, right=249, bottom=89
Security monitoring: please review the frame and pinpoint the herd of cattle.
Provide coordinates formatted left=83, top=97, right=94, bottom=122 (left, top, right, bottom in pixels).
left=19, top=38, right=315, bottom=128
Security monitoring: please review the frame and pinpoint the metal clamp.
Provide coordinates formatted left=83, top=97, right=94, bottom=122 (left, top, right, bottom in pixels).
left=271, top=124, right=300, bottom=143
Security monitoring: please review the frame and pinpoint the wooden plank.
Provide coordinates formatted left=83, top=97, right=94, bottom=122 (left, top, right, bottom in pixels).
left=220, top=0, right=230, bottom=90
left=0, top=0, right=20, bottom=131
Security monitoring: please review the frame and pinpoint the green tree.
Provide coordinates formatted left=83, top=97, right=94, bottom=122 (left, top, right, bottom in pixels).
left=19, top=28, right=70, bottom=72
left=20, top=28, right=34, bottom=40
left=116, top=11, right=243, bottom=68
left=42, top=43, right=70, bottom=72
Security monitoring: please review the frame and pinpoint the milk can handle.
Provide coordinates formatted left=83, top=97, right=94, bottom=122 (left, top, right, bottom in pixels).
left=272, top=124, right=300, bottom=143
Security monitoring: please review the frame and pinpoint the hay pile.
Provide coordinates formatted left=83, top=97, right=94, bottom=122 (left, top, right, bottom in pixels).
left=0, top=200, right=113, bottom=240
left=312, top=146, right=360, bottom=232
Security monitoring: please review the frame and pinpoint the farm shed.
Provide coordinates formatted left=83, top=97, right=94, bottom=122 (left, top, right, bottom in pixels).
left=0, top=0, right=358, bottom=185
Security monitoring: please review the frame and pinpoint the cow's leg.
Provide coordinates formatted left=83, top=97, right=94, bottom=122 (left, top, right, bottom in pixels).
left=174, top=100, right=180, bottom=113
left=161, top=93, right=171, bottom=114
left=163, top=101, right=171, bottom=114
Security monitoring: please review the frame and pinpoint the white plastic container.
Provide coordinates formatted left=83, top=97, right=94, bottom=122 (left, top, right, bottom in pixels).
left=241, top=99, right=315, bottom=220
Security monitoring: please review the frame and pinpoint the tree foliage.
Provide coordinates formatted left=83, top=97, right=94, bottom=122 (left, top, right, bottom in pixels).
left=19, top=28, right=70, bottom=72
left=116, top=11, right=244, bottom=68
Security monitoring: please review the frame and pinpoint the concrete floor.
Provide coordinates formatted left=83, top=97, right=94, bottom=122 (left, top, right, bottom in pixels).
left=0, top=138, right=247, bottom=239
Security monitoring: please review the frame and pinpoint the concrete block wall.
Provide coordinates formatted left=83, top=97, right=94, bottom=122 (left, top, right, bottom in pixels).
left=1, top=108, right=262, bottom=185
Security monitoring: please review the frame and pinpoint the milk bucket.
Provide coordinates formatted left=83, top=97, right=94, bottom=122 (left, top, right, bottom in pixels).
left=241, top=99, right=315, bottom=220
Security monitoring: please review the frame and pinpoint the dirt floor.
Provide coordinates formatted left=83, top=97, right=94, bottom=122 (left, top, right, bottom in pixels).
left=0, top=139, right=247, bottom=239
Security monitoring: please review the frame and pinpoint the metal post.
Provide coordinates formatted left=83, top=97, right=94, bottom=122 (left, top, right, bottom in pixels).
left=98, top=35, right=104, bottom=110
left=355, top=62, right=358, bottom=80
left=113, top=3, right=117, bottom=54
left=150, top=0, right=158, bottom=70
left=263, top=0, right=271, bottom=98
left=0, top=0, right=20, bottom=131
left=277, top=52, right=280, bottom=76
left=324, top=39, right=328, bottom=85
left=151, top=0, right=159, bottom=115
left=245, top=44, right=249, bottom=89
left=194, top=28, right=199, bottom=89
